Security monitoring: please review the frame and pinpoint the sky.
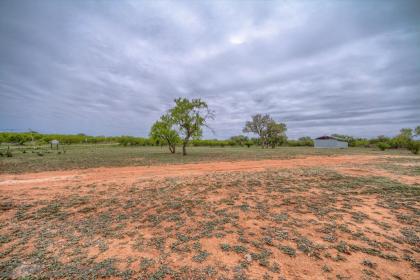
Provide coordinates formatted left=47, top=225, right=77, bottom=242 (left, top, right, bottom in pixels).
left=0, top=0, right=419, bottom=139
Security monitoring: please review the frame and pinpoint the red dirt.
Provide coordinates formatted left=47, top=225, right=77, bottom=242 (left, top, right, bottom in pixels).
left=1, top=155, right=418, bottom=197
left=0, top=155, right=393, bottom=189
left=1, top=154, right=419, bottom=279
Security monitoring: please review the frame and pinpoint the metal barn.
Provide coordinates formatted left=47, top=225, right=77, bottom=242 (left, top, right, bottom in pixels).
left=314, top=136, right=348, bottom=149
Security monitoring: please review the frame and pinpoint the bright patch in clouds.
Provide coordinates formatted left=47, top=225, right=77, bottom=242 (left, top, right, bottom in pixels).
left=229, top=35, right=246, bottom=45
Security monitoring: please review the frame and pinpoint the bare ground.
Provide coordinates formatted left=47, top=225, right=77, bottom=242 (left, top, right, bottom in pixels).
left=0, top=154, right=419, bottom=279
left=1, top=155, right=418, bottom=191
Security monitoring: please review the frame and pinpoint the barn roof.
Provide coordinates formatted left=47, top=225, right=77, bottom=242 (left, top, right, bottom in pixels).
left=315, top=136, right=346, bottom=141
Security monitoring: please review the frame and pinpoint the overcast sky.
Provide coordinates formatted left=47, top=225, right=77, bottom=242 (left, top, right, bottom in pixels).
left=0, top=0, right=419, bottom=139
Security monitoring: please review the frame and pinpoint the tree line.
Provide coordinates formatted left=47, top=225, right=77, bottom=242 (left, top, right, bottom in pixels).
left=0, top=132, right=300, bottom=148
left=1, top=97, right=419, bottom=154
left=0, top=131, right=174, bottom=147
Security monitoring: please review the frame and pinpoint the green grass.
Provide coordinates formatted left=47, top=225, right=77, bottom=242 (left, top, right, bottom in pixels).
left=0, top=144, right=415, bottom=173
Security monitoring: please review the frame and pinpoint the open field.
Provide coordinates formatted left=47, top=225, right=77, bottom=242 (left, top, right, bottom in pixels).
left=0, top=145, right=417, bottom=174
left=0, top=148, right=419, bottom=279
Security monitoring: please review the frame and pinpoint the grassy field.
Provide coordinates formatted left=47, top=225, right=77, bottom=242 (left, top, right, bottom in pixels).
left=0, top=144, right=416, bottom=174
left=0, top=146, right=419, bottom=279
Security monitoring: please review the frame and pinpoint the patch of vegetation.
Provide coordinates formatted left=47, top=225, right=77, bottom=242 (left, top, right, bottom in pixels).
left=279, top=245, right=296, bottom=257
left=192, top=251, right=210, bottom=263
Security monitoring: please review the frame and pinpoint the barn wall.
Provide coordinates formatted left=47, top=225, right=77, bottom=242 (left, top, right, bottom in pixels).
left=314, top=139, right=348, bottom=148
left=314, top=139, right=336, bottom=148
left=336, top=141, right=348, bottom=148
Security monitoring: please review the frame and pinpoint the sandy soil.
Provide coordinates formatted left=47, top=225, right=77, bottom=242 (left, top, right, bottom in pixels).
left=1, top=154, right=419, bottom=279
left=1, top=155, right=418, bottom=192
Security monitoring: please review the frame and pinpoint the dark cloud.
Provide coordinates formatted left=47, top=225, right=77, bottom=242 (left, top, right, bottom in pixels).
left=1, top=0, right=419, bottom=138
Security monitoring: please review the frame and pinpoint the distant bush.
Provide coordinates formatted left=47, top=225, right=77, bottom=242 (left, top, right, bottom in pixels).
left=287, top=137, right=313, bottom=147
left=407, top=141, right=419, bottom=154
left=377, top=142, right=390, bottom=151
left=118, top=136, right=153, bottom=146
left=245, top=141, right=253, bottom=148
left=191, top=139, right=230, bottom=147
left=229, top=135, right=249, bottom=146
left=353, top=139, right=370, bottom=147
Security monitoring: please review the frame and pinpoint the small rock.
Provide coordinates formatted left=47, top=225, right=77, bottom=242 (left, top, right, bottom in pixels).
left=245, top=254, right=252, bottom=262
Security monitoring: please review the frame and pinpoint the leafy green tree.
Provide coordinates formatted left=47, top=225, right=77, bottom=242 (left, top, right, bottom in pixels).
left=243, top=114, right=286, bottom=148
left=150, top=114, right=179, bottom=153
left=400, top=128, right=413, bottom=138
left=169, top=98, right=214, bottom=155
left=243, top=114, right=271, bottom=148
left=415, top=125, right=420, bottom=136
left=266, top=121, right=287, bottom=148
left=394, top=128, right=413, bottom=148
left=408, top=141, right=419, bottom=154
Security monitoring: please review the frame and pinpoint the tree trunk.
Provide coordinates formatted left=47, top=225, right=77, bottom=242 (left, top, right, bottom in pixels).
left=169, top=144, right=176, bottom=154
left=261, top=139, right=267, bottom=149
left=166, top=139, right=175, bottom=154
left=182, top=143, right=187, bottom=156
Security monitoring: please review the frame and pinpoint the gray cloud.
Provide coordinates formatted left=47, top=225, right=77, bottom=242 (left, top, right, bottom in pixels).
left=1, top=0, right=419, bottom=139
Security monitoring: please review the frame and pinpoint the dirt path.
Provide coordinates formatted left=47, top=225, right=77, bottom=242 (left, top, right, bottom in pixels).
left=1, top=155, right=418, bottom=193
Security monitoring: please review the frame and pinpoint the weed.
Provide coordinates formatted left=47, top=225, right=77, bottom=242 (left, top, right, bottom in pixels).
left=322, top=264, right=332, bottom=272
left=279, top=246, right=296, bottom=257
left=361, top=259, right=377, bottom=269
left=296, top=236, right=322, bottom=258
left=233, top=245, right=248, bottom=254
left=220, top=243, right=231, bottom=252
left=140, top=258, right=155, bottom=270
left=192, top=251, right=210, bottom=263
left=400, top=228, right=419, bottom=245
left=336, top=241, right=351, bottom=254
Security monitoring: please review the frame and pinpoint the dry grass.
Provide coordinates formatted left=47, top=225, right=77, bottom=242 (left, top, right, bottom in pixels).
left=1, top=144, right=415, bottom=174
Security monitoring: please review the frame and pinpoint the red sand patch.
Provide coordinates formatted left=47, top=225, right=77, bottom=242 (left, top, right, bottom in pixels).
left=0, top=155, right=383, bottom=188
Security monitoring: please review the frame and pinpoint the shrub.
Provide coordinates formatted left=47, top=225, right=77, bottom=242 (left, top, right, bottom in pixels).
left=377, top=142, right=390, bottom=151
left=407, top=141, right=419, bottom=154
left=220, top=243, right=231, bottom=251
